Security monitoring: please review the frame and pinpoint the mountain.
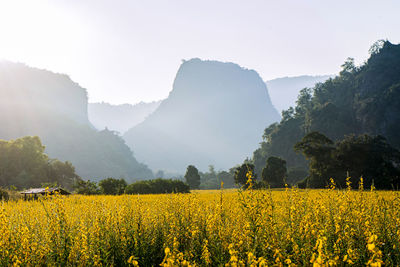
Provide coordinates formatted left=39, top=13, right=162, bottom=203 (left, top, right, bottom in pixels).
left=266, top=75, right=333, bottom=113
left=0, top=60, right=153, bottom=181
left=88, top=101, right=161, bottom=134
left=253, top=40, right=400, bottom=181
left=123, top=58, right=280, bottom=173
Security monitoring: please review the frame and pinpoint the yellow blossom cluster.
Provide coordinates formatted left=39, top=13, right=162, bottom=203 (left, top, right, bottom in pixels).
left=0, top=185, right=399, bottom=266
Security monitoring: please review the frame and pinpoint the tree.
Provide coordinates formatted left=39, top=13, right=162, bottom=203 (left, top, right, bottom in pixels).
left=125, top=179, right=190, bottom=194
left=184, top=165, right=200, bottom=189
left=251, top=40, right=400, bottom=182
left=234, top=163, right=256, bottom=188
left=294, top=131, right=336, bottom=188
left=74, top=180, right=100, bottom=195
left=0, top=136, right=80, bottom=190
left=218, top=171, right=235, bottom=188
left=334, top=135, right=400, bottom=189
left=99, top=178, right=127, bottom=195
left=47, top=160, right=80, bottom=189
left=287, top=167, right=308, bottom=185
left=295, top=132, right=400, bottom=189
left=261, top=157, right=286, bottom=188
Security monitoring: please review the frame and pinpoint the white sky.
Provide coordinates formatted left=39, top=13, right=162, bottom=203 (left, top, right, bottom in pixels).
left=0, top=0, right=399, bottom=104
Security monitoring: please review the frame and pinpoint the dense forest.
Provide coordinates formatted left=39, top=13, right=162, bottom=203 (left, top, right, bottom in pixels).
left=252, top=40, right=400, bottom=185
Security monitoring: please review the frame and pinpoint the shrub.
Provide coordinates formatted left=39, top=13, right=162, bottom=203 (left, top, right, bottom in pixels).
left=0, top=188, right=9, bottom=201
left=125, top=179, right=190, bottom=194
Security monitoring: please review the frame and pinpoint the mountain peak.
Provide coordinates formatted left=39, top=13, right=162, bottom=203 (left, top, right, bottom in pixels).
left=124, top=59, right=280, bottom=173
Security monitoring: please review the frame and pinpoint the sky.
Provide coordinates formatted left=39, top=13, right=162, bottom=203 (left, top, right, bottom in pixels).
left=0, top=0, right=399, bottom=104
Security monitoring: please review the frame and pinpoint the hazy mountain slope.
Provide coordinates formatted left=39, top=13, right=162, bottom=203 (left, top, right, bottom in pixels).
left=88, top=101, right=161, bottom=134
left=266, top=75, right=333, bottom=112
left=0, top=61, right=153, bottom=181
left=124, top=58, right=280, bottom=173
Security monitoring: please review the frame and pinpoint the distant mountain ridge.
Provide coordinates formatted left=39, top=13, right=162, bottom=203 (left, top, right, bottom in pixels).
left=89, top=101, right=161, bottom=134
left=266, top=75, right=333, bottom=112
left=123, top=58, right=280, bottom=173
left=0, top=60, right=153, bottom=181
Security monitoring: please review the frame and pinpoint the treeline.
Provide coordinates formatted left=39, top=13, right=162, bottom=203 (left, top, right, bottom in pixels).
left=74, top=177, right=190, bottom=195
left=231, top=132, right=400, bottom=190
left=0, top=136, right=79, bottom=190
left=249, top=40, right=400, bottom=189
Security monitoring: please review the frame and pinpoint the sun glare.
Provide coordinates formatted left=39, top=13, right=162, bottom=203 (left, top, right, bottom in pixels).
left=0, top=1, right=87, bottom=66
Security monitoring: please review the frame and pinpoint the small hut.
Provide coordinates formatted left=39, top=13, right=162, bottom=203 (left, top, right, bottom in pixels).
left=20, top=187, right=71, bottom=200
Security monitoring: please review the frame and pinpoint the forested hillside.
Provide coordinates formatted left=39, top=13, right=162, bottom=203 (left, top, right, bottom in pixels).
left=0, top=61, right=153, bottom=181
left=253, top=41, right=400, bottom=181
left=266, top=75, right=332, bottom=112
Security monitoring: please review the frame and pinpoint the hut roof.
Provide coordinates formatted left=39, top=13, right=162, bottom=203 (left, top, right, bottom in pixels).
left=20, top=187, right=71, bottom=195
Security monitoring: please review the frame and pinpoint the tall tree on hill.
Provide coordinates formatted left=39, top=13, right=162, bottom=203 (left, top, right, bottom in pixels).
left=184, top=165, right=200, bottom=189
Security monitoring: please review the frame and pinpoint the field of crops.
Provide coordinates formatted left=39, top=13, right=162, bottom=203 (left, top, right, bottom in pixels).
left=0, top=185, right=399, bottom=266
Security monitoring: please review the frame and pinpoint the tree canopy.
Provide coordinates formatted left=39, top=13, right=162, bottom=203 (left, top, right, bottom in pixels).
left=234, top=163, right=256, bottom=188
left=184, top=165, right=201, bottom=189
left=252, top=41, right=400, bottom=184
left=295, top=132, right=400, bottom=189
left=0, top=136, right=80, bottom=190
left=261, top=157, right=286, bottom=188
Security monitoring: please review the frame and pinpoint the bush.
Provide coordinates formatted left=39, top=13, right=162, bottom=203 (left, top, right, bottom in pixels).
left=0, top=188, right=9, bottom=201
left=99, top=178, right=127, bottom=195
left=125, top=179, right=190, bottom=194
left=125, top=181, right=152, bottom=194
left=74, top=180, right=100, bottom=195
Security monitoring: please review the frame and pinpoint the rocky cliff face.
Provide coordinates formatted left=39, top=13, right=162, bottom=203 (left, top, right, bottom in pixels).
left=0, top=61, right=153, bottom=181
left=124, top=58, right=280, bottom=173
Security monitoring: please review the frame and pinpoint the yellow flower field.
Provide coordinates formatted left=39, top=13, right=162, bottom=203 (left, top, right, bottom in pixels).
left=0, top=186, right=399, bottom=266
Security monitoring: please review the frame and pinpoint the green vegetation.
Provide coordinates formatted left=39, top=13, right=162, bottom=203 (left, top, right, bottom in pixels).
left=184, top=165, right=201, bottom=189
left=261, top=156, right=286, bottom=188
left=124, top=178, right=190, bottom=194
left=252, top=40, right=400, bottom=186
left=0, top=136, right=80, bottom=190
left=0, top=188, right=9, bottom=201
left=73, top=180, right=101, bottom=195
left=295, top=132, right=400, bottom=189
left=198, top=165, right=235, bottom=189
left=234, top=163, right=256, bottom=188
left=99, top=178, right=128, bottom=195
